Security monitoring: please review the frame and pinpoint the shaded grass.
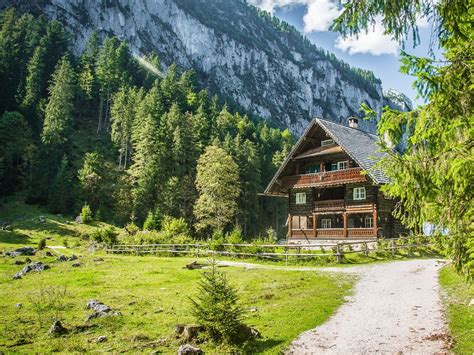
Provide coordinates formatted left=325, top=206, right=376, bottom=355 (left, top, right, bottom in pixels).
left=439, top=266, right=473, bottom=354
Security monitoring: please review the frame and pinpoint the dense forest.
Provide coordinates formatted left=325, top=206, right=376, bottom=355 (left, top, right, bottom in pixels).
left=0, top=8, right=294, bottom=238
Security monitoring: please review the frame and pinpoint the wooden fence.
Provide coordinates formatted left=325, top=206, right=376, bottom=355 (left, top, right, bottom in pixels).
left=105, top=236, right=432, bottom=263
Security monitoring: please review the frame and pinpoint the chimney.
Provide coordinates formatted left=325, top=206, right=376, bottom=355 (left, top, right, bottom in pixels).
left=348, top=116, right=359, bottom=129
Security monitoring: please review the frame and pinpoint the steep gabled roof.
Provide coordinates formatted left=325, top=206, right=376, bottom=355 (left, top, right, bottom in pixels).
left=264, top=117, right=389, bottom=195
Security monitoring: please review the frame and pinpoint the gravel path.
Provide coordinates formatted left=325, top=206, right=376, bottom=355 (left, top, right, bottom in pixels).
left=285, top=259, right=449, bottom=354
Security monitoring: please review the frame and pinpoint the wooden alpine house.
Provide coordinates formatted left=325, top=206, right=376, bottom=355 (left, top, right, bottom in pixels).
left=264, top=117, right=406, bottom=242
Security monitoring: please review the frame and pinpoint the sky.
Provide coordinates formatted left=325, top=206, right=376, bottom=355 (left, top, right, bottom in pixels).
left=248, top=0, right=441, bottom=107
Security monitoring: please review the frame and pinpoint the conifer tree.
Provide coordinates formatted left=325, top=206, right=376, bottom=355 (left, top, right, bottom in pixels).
left=194, top=145, right=240, bottom=233
left=47, top=155, right=72, bottom=213
left=41, top=55, right=75, bottom=148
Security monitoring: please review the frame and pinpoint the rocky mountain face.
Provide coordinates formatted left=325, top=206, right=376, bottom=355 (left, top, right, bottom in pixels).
left=1, top=0, right=411, bottom=135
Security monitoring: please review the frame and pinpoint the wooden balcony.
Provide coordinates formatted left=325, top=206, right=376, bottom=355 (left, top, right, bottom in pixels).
left=282, top=167, right=367, bottom=188
left=290, top=228, right=377, bottom=239
left=314, top=199, right=345, bottom=211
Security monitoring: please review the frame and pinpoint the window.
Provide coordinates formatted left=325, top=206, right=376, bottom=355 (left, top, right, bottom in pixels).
left=321, top=139, right=335, bottom=147
left=364, top=216, right=373, bottom=228
left=337, top=161, right=348, bottom=170
left=321, top=219, right=332, bottom=229
left=331, top=163, right=337, bottom=171
left=295, top=192, right=306, bottom=204
left=305, top=165, right=320, bottom=174
left=353, top=187, right=366, bottom=200
left=291, top=215, right=312, bottom=230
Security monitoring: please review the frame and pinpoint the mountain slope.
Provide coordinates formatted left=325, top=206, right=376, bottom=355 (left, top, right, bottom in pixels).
left=1, top=0, right=408, bottom=134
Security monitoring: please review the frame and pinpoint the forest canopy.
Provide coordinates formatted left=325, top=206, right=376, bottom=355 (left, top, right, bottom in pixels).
left=0, top=8, right=293, bottom=238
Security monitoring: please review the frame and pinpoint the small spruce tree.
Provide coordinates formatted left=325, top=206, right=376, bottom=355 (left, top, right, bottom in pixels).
left=80, top=204, right=93, bottom=224
left=190, top=259, right=244, bottom=343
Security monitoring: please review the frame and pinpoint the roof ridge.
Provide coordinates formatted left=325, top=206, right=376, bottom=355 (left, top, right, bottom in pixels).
left=315, top=117, right=379, bottom=138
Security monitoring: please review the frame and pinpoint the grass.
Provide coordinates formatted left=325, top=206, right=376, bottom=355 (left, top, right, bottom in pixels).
left=439, top=266, right=474, bottom=354
left=0, top=197, right=355, bottom=353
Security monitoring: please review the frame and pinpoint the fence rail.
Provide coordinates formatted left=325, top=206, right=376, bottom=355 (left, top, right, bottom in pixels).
left=105, top=236, right=432, bottom=263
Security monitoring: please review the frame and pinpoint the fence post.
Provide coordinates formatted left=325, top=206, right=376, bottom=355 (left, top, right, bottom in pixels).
left=285, top=247, right=288, bottom=266
left=363, top=242, right=368, bottom=256
left=336, top=244, right=342, bottom=263
left=391, top=239, right=395, bottom=256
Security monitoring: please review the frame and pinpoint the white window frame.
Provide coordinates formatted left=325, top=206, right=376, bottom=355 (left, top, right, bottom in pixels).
left=353, top=187, right=366, bottom=200
left=321, top=139, right=335, bottom=147
left=295, top=192, right=306, bottom=205
left=337, top=161, right=348, bottom=170
left=321, top=218, right=332, bottom=229
left=364, top=216, right=373, bottom=228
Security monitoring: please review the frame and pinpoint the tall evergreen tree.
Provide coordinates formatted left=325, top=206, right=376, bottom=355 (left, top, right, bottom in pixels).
left=110, top=86, right=142, bottom=169
left=41, top=55, right=75, bottom=148
left=194, top=145, right=241, bottom=233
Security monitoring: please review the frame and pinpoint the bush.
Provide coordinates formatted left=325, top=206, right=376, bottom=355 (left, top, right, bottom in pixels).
left=143, top=207, right=162, bottom=231
left=91, top=227, right=117, bottom=245
left=80, top=204, right=93, bottom=224
left=38, top=238, right=46, bottom=251
left=210, top=229, right=225, bottom=251
left=190, top=259, right=245, bottom=343
left=226, top=227, right=243, bottom=245
left=125, top=222, right=140, bottom=236
left=162, top=216, right=189, bottom=237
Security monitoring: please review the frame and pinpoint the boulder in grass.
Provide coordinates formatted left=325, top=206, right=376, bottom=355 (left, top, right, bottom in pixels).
left=56, top=255, right=68, bottom=262
left=85, top=300, right=120, bottom=322
left=7, top=246, right=35, bottom=257
left=75, top=216, right=82, bottom=224
left=71, top=262, right=81, bottom=268
left=13, top=261, right=49, bottom=279
left=236, top=324, right=261, bottom=341
left=177, top=344, right=203, bottom=355
left=49, top=320, right=68, bottom=336
left=97, top=335, right=108, bottom=343
left=45, top=251, right=54, bottom=257
left=68, top=254, right=78, bottom=261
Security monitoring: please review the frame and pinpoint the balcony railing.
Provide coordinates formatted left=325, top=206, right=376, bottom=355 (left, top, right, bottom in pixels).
left=314, top=199, right=345, bottom=211
left=282, top=167, right=367, bottom=188
left=290, top=228, right=377, bottom=239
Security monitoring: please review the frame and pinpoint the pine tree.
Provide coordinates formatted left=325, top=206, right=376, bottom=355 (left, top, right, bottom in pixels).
left=110, top=86, right=142, bottom=169
left=194, top=145, right=241, bottom=233
left=41, top=55, right=75, bottom=148
left=190, top=259, right=244, bottom=343
left=47, top=155, right=72, bottom=213
left=78, top=151, right=106, bottom=212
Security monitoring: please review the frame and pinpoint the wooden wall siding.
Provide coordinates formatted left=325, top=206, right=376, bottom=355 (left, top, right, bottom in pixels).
left=282, top=167, right=367, bottom=189
left=377, top=189, right=396, bottom=213
left=345, top=182, right=376, bottom=203
left=289, top=188, right=314, bottom=215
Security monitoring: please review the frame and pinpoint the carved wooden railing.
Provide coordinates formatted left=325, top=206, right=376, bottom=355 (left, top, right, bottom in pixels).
left=316, top=228, right=345, bottom=237
left=348, top=228, right=376, bottom=238
left=290, top=228, right=377, bottom=238
left=282, top=167, right=366, bottom=188
left=314, top=199, right=345, bottom=211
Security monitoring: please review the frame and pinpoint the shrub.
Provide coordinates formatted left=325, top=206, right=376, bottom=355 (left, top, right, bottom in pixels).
left=143, top=207, right=162, bottom=231
left=125, top=222, right=140, bottom=236
left=226, top=227, right=243, bottom=245
left=190, top=259, right=245, bottom=343
left=91, top=227, right=117, bottom=245
left=210, top=229, right=225, bottom=251
left=38, top=238, right=46, bottom=251
left=162, top=216, right=189, bottom=237
left=80, top=204, right=93, bottom=224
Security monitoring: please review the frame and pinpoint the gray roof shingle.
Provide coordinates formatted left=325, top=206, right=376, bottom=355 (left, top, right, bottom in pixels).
left=316, top=118, right=389, bottom=184
left=264, top=117, right=389, bottom=195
